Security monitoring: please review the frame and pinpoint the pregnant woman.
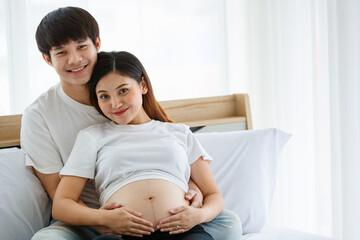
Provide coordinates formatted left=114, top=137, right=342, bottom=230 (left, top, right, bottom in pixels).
left=52, top=51, right=224, bottom=240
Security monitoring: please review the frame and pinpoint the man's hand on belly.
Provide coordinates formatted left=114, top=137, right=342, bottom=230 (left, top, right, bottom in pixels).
left=185, top=189, right=203, bottom=208
left=187, top=179, right=204, bottom=208
left=157, top=206, right=202, bottom=235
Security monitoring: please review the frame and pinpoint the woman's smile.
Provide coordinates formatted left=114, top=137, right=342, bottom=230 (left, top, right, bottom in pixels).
left=113, top=108, right=128, bottom=116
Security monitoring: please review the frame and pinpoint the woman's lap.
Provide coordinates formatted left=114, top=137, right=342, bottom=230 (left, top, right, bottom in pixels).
left=31, top=210, right=242, bottom=240
left=93, top=225, right=213, bottom=240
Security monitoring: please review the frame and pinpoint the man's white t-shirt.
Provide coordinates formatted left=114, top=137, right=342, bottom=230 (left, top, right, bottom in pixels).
left=60, top=120, right=212, bottom=206
left=21, top=83, right=108, bottom=208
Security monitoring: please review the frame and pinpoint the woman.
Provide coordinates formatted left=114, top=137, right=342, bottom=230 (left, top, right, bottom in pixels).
left=52, top=51, right=224, bottom=240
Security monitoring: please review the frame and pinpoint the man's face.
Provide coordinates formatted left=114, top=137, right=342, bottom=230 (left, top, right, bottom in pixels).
left=44, top=37, right=100, bottom=88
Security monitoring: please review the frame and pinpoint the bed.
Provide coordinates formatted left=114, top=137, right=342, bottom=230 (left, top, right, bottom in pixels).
left=0, top=93, right=334, bottom=240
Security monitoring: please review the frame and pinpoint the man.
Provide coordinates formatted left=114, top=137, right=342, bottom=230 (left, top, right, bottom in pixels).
left=21, top=6, right=242, bottom=239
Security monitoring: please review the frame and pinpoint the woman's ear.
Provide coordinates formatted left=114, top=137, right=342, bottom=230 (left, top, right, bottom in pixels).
left=42, top=53, right=53, bottom=66
left=141, top=77, right=148, bottom=94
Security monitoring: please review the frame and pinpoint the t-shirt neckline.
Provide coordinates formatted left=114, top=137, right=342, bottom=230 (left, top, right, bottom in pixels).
left=107, top=119, right=156, bottom=130
left=57, top=83, right=98, bottom=114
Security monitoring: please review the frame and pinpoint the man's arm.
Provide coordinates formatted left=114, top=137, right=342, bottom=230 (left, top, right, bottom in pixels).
left=33, top=168, right=119, bottom=211
left=33, top=169, right=60, bottom=201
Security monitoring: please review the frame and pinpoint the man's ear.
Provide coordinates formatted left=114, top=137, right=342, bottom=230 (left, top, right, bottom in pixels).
left=96, top=37, right=101, bottom=52
left=42, top=53, right=53, bottom=66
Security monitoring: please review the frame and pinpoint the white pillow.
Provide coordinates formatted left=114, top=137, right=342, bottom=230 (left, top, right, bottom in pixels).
left=0, top=148, right=51, bottom=240
left=195, top=128, right=291, bottom=234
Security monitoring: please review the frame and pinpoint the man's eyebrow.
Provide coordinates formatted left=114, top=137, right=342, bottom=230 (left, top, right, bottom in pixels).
left=76, top=39, right=87, bottom=44
left=53, top=46, right=64, bottom=51
left=52, top=39, right=88, bottom=51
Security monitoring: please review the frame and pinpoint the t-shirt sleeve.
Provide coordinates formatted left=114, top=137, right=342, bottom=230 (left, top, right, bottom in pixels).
left=21, top=108, right=63, bottom=173
left=60, top=130, right=97, bottom=179
left=185, top=126, right=213, bottom=165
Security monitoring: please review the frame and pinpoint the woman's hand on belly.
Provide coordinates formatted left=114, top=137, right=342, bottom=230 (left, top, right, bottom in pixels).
left=105, top=179, right=190, bottom=228
left=101, top=206, right=155, bottom=237
left=157, top=205, right=203, bottom=234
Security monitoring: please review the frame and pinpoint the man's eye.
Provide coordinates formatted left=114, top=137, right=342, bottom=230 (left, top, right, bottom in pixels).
left=79, top=45, right=87, bottom=49
left=56, top=51, right=65, bottom=56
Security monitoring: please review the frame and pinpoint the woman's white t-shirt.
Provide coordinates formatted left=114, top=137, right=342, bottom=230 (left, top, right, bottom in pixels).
left=60, top=120, right=212, bottom=205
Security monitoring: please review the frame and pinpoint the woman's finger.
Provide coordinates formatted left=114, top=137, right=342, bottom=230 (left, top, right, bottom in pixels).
left=100, top=202, right=122, bottom=210
left=122, top=207, right=143, bottom=218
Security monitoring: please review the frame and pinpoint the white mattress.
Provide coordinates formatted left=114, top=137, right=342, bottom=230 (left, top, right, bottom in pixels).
left=241, top=225, right=334, bottom=240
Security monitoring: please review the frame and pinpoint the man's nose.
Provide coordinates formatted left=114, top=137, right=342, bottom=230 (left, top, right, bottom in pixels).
left=68, top=51, right=82, bottom=65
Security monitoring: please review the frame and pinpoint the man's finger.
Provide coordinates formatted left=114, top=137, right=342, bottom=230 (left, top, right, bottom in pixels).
left=185, top=190, right=196, bottom=200
left=169, top=206, right=187, bottom=214
left=189, top=194, right=203, bottom=208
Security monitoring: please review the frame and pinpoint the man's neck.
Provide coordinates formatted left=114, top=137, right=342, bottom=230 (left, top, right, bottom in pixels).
left=61, top=82, right=91, bottom=105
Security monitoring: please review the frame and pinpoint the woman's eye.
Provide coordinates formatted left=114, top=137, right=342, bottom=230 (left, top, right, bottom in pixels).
left=119, top=88, right=128, bottom=94
left=99, top=95, right=109, bottom=100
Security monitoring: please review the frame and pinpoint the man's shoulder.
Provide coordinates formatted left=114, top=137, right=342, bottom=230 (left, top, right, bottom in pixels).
left=24, top=84, right=60, bottom=114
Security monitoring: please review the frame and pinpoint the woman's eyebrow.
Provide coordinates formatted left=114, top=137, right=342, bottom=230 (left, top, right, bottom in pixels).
left=116, top=83, right=129, bottom=89
left=97, top=83, right=129, bottom=94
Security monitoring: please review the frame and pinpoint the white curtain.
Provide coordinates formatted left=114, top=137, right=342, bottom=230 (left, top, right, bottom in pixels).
left=226, top=0, right=360, bottom=239
left=226, top=0, right=332, bottom=236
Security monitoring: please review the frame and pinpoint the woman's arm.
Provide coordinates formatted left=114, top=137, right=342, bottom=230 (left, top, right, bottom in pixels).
left=53, top=176, right=155, bottom=237
left=157, top=157, right=224, bottom=233
left=53, top=176, right=101, bottom=225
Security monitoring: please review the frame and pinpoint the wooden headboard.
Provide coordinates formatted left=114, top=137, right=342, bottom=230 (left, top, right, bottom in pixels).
left=0, top=93, right=252, bottom=148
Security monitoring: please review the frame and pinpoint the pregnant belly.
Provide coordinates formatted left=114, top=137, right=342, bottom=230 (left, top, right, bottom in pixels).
left=105, top=179, right=190, bottom=227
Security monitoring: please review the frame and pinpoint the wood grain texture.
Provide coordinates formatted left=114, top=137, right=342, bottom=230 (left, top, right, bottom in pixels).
left=0, top=114, right=22, bottom=147
left=0, top=94, right=252, bottom=148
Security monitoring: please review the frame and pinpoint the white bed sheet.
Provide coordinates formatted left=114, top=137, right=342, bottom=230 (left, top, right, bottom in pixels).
left=241, top=225, right=334, bottom=240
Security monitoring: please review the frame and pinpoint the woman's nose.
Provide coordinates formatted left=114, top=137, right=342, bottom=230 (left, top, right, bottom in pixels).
left=111, top=96, right=123, bottom=109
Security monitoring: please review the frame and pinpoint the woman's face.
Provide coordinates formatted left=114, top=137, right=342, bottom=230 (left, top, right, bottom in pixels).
left=95, top=72, right=150, bottom=125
